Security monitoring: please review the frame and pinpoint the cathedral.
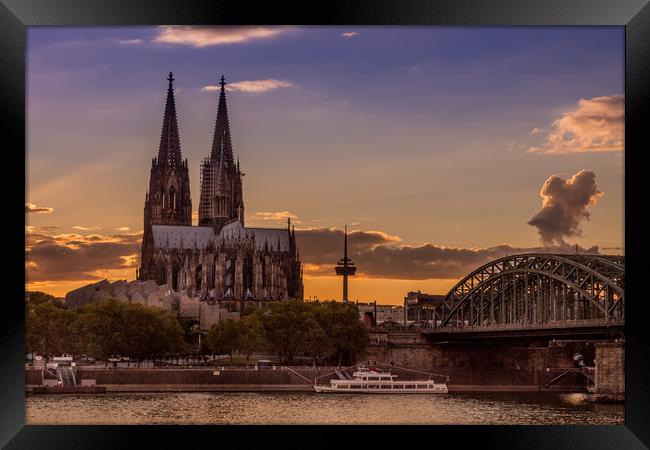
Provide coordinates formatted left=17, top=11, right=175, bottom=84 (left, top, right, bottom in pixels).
left=138, top=73, right=303, bottom=303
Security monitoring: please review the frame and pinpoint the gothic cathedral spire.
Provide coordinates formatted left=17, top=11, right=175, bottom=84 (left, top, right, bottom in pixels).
left=158, top=72, right=183, bottom=168
left=140, top=72, right=193, bottom=281
left=210, top=75, right=235, bottom=170
left=199, top=75, right=244, bottom=231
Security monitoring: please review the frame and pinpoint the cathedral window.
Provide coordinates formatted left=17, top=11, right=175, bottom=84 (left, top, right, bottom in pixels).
left=195, top=264, right=202, bottom=290
left=169, top=187, right=177, bottom=211
left=172, top=264, right=180, bottom=291
left=155, top=260, right=166, bottom=286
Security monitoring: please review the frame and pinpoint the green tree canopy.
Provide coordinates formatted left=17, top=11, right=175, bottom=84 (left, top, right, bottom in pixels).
left=26, top=294, right=370, bottom=366
left=259, top=300, right=318, bottom=364
left=237, top=312, right=268, bottom=362
left=26, top=301, right=76, bottom=356
left=311, top=301, right=368, bottom=366
left=206, top=318, right=240, bottom=362
left=72, top=299, right=185, bottom=361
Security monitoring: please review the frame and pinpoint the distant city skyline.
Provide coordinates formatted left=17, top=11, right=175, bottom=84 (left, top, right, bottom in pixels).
left=26, top=26, right=624, bottom=303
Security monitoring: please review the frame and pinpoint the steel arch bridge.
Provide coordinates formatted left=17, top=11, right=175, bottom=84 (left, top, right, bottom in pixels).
left=423, top=253, right=624, bottom=330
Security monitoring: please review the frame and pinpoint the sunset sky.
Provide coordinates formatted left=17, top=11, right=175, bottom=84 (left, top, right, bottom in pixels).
left=26, top=26, right=625, bottom=304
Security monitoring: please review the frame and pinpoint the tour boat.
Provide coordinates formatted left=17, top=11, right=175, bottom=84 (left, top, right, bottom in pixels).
left=314, top=366, right=448, bottom=394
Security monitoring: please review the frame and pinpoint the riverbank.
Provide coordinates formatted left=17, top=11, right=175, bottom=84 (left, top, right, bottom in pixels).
left=26, top=366, right=606, bottom=396
left=26, top=384, right=314, bottom=393
left=25, top=383, right=592, bottom=394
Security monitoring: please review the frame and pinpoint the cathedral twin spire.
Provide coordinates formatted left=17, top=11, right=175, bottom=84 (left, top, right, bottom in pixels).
left=210, top=75, right=235, bottom=172
left=157, top=72, right=183, bottom=168
left=158, top=72, right=234, bottom=170
left=155, top=72, right=243, bottom=230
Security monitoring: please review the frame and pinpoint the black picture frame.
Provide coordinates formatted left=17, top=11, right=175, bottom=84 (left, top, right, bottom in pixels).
left=2, top=0, right=648, bottom=448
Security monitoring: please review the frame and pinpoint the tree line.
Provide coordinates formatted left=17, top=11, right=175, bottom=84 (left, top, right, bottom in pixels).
left=26, top=292, right=186, bottom=362
left=26, top=293, right=368, bottom=366
left=207, top=299, right=368, bottom=366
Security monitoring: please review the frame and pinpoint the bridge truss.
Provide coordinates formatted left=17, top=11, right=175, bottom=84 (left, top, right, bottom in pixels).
left=424, top=254, right=624, bottom=329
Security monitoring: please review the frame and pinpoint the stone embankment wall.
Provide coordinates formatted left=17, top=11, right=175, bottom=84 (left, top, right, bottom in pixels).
left=594, top=341, right=624, bottom=400
left=364, top=331, right=602, bottom=390
left=26, top=367, right=339, bottom=386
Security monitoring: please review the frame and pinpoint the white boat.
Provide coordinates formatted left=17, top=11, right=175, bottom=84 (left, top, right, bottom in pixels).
left=314, top=366, right=448, bottom=394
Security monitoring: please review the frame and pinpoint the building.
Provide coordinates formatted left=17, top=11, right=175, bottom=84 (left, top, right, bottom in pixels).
left=403, top=290, right=445, bottom=324
left=357, top=302, right=405, bottom=328
left=138, top=73, right=303, bottom=303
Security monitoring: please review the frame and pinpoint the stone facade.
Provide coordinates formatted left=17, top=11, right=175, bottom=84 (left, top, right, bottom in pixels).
left=65, top=279, right=244, bottom=331
left=138, top=74, right=303, bottom=303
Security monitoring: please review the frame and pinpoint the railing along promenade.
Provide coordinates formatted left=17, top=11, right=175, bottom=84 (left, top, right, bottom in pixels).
left=74, top=364, right=340, bottom=371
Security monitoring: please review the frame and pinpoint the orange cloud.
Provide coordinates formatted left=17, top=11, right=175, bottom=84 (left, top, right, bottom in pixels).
left=25, top=203, right=54, bottom=214
left=153, top=26, right=293, bottom=47
left=250, top=211, right=299, bottom=221
left=530, top=95, right=624, bottom=154
left=295, top=228, right=600, bottom=280
left=26, top=228, right=142, bottom=283
left=73, top=225, right=102, bottom=231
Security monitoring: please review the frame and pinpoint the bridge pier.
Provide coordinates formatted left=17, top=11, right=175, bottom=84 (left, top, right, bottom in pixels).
left=592, top=340, right=625, bottom=401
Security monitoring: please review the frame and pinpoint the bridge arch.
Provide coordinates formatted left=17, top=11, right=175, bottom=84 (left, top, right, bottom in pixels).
left=434, top=253, right=624, bottom=328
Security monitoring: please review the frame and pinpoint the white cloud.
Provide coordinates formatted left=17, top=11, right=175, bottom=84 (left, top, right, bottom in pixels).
left=202, top=79, right=294, bottom=93
left=119, top=39, right=144, bottom=45
left=341, top=32, right=359, bottom=38
left=529, top=95, right=624, bottom=154
left=153, top=26, right=293, bottom=47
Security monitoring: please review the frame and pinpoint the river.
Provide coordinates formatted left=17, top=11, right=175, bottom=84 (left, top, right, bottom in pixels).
left=25, top=392, right=624, bottom=425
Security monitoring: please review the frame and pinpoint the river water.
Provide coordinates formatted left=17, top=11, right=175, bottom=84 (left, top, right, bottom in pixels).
left=26, top=392, right=624, bottom=425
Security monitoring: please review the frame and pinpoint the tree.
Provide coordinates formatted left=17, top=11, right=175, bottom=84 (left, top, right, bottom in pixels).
left=260, top=300, right=316, bottom=364
left=237, top=313, right=268, bottom=362
left=207, top=319, right=240, bottom=363
left=312, top=301, right=368, bottom=366
left=26, top=301, right=76, bottom=356
left=27, top=291, right=66, bottom=308
left=74, top=299, right=129, bottom=361
left=178, top=318, right=201, bottom=350
left=302, top=322, right=332, bottom=366
left=72, top=299, right=186, bottom=362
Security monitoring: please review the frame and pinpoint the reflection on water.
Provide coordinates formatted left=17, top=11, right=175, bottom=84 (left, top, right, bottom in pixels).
left=26, top=392, right=624, bottom=425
